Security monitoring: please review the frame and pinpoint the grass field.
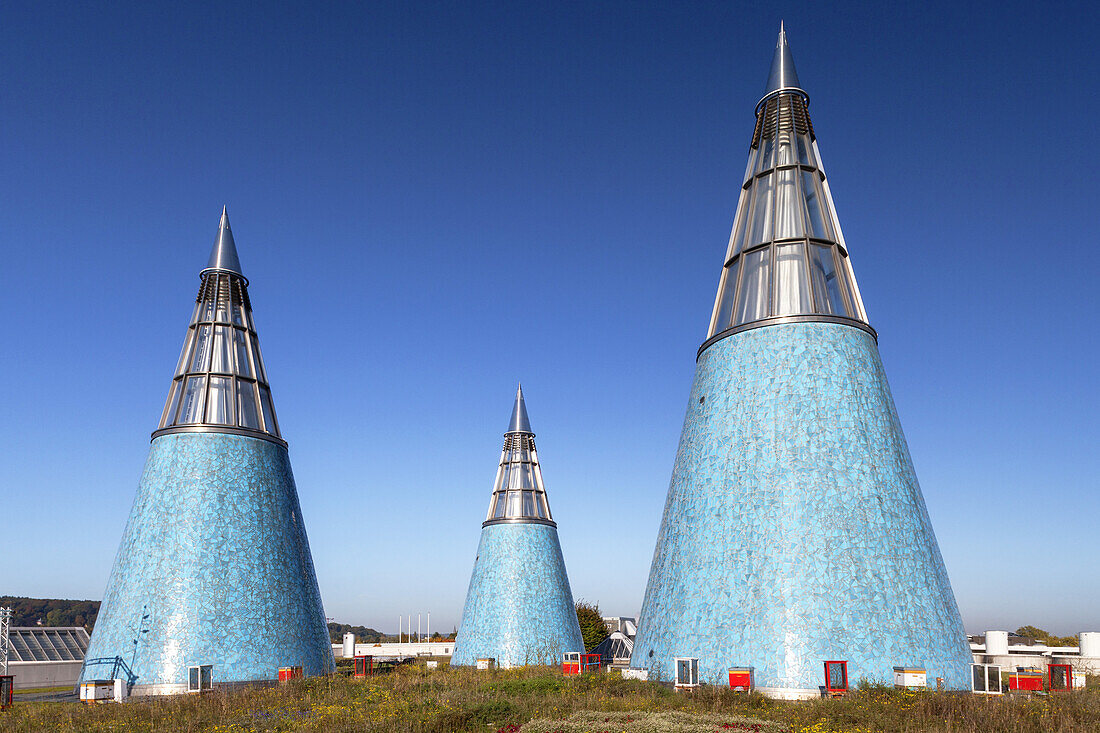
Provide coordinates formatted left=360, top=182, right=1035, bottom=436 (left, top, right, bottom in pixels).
left=1, top=664, right=1099, bottom=732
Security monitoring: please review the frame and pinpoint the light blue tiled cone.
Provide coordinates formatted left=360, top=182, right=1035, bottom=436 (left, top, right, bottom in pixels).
left=81, top=209, right=334, bottom=694
left=452, top=522, right=583, bottom=666
left=631, top=27, right=971, bottom=696
left=81, top=434, right=334, bottom=692
left=451, top=387, right=584, bottom=667
left=631, top=323, right=972, bottom=694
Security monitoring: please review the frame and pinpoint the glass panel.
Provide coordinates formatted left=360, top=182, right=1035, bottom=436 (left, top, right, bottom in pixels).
left=796, top=133, right=813, bottom=166
left=190, top=299, right=204, bottom=325
left=251, top=340, right=267, bottom=383
left=773, top=168, right=803, bottom=239
left=972, top=664, right=985, bottom=692
left=727, top=187, right=751, bottom=258
left=743, top=145, right=758, bottom=184
left=233, top=329, right=253, bottom=378
left=839, top=254, right=866, bottom=321
left=206, top=376, right=234, bottom=424
left=215, top=292, right=230, bottom=323
left=809, top=245, right=849, bottom=316
left=210, top=326, right=231, bottom=373
left=231, top=299, right=244, bottom=326
left=802, top=170, right=829, bottom=239
left=987, top=667, right=1000, bottom=693
left=161, top=379, right=183, bottom=427
left=200, top=665, right=212, bottom=689
left=258, top=385, right=277, bottom=434
left=536, top=494, right=547, bottom=518
left=775, top=128, right=795, bottom=166
left=199, top=292, right=216, bottom=322
left=735, top=248, right=770, bottom=325
left=493, top=494, right=506, bottom=518
left=827, top=662, right=846, bottom=689
left=758, top=135, right=774, bottom=174
left=748, top=174, right=775, bottom=246
left=179, top=376, right=207, bottom=423
left=189, top=325, right=212, bottom=372
left=711, top=261, right=739, bottom=335
left=189, top=667, right=199, bottom=690
left=174, top=329, right=195, bottom=376
left=522, top=491, right=534, bottom=516
left=507, top=491, right=521, bottom=517
left=820, top=178, right=843, bottom=245
left=774, top=243, right=810, bottom=316
left=237, top=379, right=260, bottom=429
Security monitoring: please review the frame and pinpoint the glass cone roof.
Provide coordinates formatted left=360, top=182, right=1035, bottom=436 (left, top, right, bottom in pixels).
left=154, top=209, right=282, bottom=444
left=706, top=24, right=870, bottom=345
left=484, top=385, right=554, bottom=526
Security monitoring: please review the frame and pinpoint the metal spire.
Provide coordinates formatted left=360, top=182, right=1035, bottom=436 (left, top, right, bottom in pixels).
left=507, top=383, right=533, bottom=434
left=203, top=205, right=244, bottom=277
left=762, top=20, right=805, bottom=105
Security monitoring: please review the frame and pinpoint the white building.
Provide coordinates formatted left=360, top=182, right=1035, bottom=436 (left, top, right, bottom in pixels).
left=971, top=631, right=1100, bottom=677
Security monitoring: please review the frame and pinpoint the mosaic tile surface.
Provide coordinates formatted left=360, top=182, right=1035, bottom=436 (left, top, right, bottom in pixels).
left=452, top=522, right=584, bottom=667
left=631, top=322, right=972, bottom=691
left=80, top=433, right=334, bottom=690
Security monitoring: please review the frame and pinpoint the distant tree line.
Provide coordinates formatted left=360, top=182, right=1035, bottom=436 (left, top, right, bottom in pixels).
left=0, top=597, right=100, bottom=631
left=327, top=622, right=387, bottom=644
left=4, top=596, right=1078, bottom=653
left=1015, top=626, right=1080, bottom=647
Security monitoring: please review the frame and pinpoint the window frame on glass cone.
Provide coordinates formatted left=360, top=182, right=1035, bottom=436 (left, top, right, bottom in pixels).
left=704, top=90, right=872, bottom=345
left=152, top=270, right=284, bottom=445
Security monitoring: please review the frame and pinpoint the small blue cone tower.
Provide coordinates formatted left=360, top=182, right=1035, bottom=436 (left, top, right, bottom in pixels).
left=631, top=25, right=972, bottom=696
left=81, top=209, right=334, bottom=694
left=451, top=386, right=584, bottom=667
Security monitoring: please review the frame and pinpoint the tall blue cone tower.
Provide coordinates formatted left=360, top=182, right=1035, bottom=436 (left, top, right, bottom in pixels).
left=630, top=25, right=972, bottom=697
left=80, top=208, right=335, bottom=694
left=451, top=386, right=584, bottom=667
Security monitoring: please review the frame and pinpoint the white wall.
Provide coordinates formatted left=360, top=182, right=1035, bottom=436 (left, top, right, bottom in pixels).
left=9, top=660, right=83, bottom=689
left=333, top=641, right=454, bottom=659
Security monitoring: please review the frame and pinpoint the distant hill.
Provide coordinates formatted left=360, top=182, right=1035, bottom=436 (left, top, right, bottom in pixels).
left=327, top=622, right=386, bottom=644
left=1, top=596, right=100, bottom=630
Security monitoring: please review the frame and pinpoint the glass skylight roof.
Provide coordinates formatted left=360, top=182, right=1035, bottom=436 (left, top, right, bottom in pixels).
left=8, top=627, right=90, bottom=663
left=154, top=210, right=281, bottom=443
left=484, top=386, right=554, bottom=525
left=706, top=31, right=870, bottom=343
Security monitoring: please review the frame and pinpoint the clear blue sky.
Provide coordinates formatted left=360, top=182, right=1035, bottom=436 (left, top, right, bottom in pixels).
left=2, top=0, right=1097, bottom=636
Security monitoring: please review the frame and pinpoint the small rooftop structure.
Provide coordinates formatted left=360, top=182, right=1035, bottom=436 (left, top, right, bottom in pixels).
left=6, top=627, right=90, bottom=690
left=592, top=631, right=634, bottom=667
left=602, top=617, right=637, bottom=637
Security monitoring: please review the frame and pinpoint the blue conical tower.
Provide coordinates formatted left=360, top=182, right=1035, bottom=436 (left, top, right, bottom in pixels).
left=630, top=26, right=972, bottom=697
left=451, top=386, right=584, bottom=667
left=80, top=209, right=334, bottom=694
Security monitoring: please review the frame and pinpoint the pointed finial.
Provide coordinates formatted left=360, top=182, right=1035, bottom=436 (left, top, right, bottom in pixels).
left=761, top=20, right=806, bottom=104
left=203, top=205, right=244, bottom=277
left=507, top=383, right=533, bottom=434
